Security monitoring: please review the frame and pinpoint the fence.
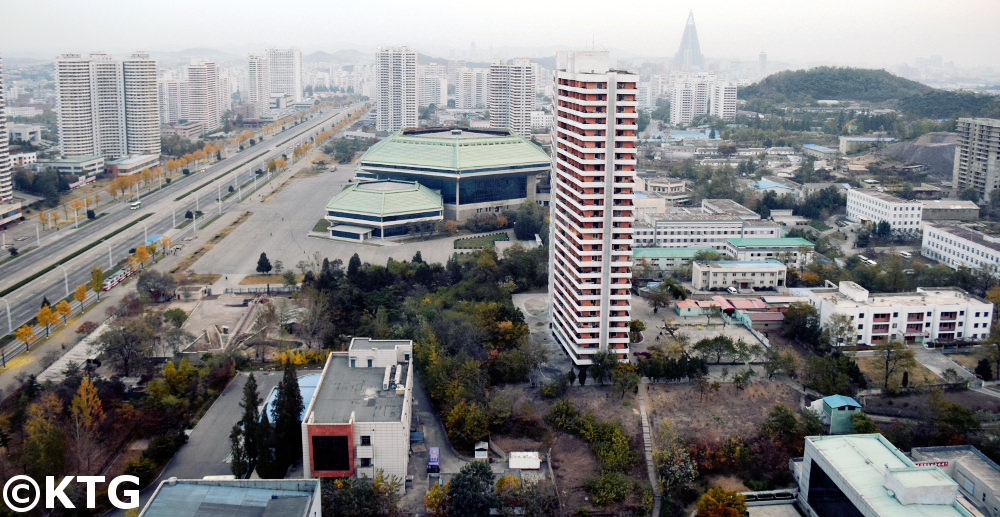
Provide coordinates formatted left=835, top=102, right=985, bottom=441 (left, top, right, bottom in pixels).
left=224, top=285, right=298, bottom=295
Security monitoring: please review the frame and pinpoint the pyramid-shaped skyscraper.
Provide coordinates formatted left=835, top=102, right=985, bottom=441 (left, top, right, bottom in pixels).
left=673, top=11, right=704, bottom=69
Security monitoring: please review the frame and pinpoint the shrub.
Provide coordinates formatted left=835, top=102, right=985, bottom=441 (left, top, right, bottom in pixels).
left=123, top=457, right=159, bottom=489
left=584, top=472, right=631, bottom=505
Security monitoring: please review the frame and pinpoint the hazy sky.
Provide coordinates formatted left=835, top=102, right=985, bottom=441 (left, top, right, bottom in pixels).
left=2, top=0, right=998, bottom=68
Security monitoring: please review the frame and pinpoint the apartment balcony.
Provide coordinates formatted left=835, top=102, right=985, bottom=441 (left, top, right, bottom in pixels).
left=872, top=316, right=891, bottom=323
left=939, top=323, right=957, bottom=331
left=907, top=314, right=924, bottom=322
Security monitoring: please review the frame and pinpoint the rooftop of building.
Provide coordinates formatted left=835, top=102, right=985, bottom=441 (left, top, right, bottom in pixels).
left=842, top=136, right=898, bottom=142
left=108, top=154, right=159, bottom=166
left=751, top=178, right=798, bottom=192
left=358, top=127, right=550, bottom=171
left=725, top=237, right=815, bottom=248
left=702, top=198, right=760, bottom=218
left=325, top=180, right=443, bottom=217
left=351, top=337, right=413, bottom=350
left=812, top=285, right=988, bottom=309
left=632, top=247, right=716, bottom=259
left=927, top=224, right=1000, bottom=253
left=920, top=200, right=981, bottom=210
left=822, top=394, right=861, bottom=409
left=807, top=434, right=970, bottom=517
left=262, top=373, right=320, bottom=422
left=309, top=355, right=408, bottom=424
left=37, top=155, right=104, bottom=164
left=139, top=479, right=319, bottom=517
left=695, top=260, right=787, bottom=270
left=850, top=188, right=920, bottom=205
left=911, top=446, right=1000, bottom=495
left=802, top=143, right=836, bottom=152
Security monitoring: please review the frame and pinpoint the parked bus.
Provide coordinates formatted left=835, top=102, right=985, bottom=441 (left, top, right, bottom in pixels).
left=427, top=447, right=440, bottom=473
left=130, top=201, right=142, bottom=210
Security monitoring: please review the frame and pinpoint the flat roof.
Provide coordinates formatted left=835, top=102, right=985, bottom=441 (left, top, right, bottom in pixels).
left=359, top=127, right=550, bottom=171
left=808, top=434, right=971, bottom=517
left=633, top=247, right=715, bottom=259
left=696, top=260, right=787, bottom=269
left=108, top=154, right=159, bottom=166
left=325, top=180, right=443, bottom=216
left=812, top=286, right=988, bottom=309
left=927, top=224, right=1000, bottom=253
left=850, top=188, right=919, bottom=205
left=310, top=356, right=407, bottom=424
left=262, top=373, right=320, bottom=422
left=140, top=479, right=318, bottom=517
left=921, top=200, right=980, bottom=211
left=912, top=446, right=1000, bottom=495
left=726, top=237, right=815, bottom=248
left=702, top=199, right=761, bottom=218
left=844, top=136, right=898, bottom=142
left=38, top=155, right=104, bottom=164
left=803, top=143, right=836, bottom=152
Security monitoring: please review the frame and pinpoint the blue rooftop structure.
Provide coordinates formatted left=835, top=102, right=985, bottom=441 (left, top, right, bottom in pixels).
left=751, top=178, right=797, bottom=193
left=262, top=373, right=321, bottom=421
left=822, top=394, right=861, bottom=409
left=139, top=479, right=321, bottom=517
left=803, top=143, right=836, bottom=153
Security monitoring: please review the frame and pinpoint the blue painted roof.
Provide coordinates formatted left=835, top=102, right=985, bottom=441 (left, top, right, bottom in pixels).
left=803, top=144, right=836, bottom=152
left=262, top=373, right=321, bottom=422
left=823, top=394, right=861, bottom=409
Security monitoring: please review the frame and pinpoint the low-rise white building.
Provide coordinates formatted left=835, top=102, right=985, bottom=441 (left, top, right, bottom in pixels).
left=301, top=338, right=412, bottom=491
left=642, top=177, right=690, bottom=204
left=723, top=237, right=815, bottom=269
left=846, top=188, right=923, bottom=233
left=807, top=281, right=993, bottom=346
left=530, top=110, right=552, bottom=131
left=692, top=260, right=787, bottom=290
left=9, top=152, right=36, bottom=167
left=35, top=155, right=105, bottom=176
left=922, top=224, right=1000, bottom=278
left=634, top=199, right=782, bottom=250
left=8, top=123, right=42, bottom=144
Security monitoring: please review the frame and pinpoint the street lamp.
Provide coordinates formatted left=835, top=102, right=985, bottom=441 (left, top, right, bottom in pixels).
left=141, top=221, right=148, bottom=244
left=56, top=264, right=70, bottom=298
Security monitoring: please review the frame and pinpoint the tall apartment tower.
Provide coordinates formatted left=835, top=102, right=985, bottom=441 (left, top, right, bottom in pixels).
left=122, top=52, right=161, bottom=155
left=247, top=53, right=270, bottom=118
left=417, top=65, right=447, bottom=108
left=375, top=46, right=418, bottom=132
left=455, top=67, right=489, bottom=109
left=669, top=72, right=714, bottom=126
left=489, top=58, right=535, bottom=138
left=953, top=118, right=1000, bottom=202
left=266, top=48, right=302, bottom=103
left=0, top=55, right=12, bottom=203
left=549, top=51, right=638, bottom=365
left=56, top=52, right=160, bottom=158
left=709, top=83, right=737, bottom=122
left=158, top=77, right=189, bottom=124
left=187, top=60, right=221, bottom=133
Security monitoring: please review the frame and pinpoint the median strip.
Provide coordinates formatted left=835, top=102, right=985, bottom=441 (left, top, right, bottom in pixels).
left=174, top=151, right=268, bottom=201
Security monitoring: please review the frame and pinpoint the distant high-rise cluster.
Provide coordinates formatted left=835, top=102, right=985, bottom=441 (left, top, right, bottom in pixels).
left=375, top=46, right=418, bottom=132
left=55, top=51, right=161, bottom=159
left=550, top=51, right=638, bottom=365
left=673, top=11, right=704, bottom=70
left=669, top=72, right=736, bottom=125
left=953, top=117, right=1000, bottom=202
left=266, top=48, right=303, bottom=103
left=1, top=54, right=23, bottom=228
left=455, top=67, right=489, bottom=110
left=417, top=64, right=447, bottom=108
left=243, top=48, right=302, bottom=120
left=489, top=58, right=535, bottom=138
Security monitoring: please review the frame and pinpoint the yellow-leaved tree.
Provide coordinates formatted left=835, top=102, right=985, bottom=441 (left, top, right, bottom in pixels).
left=71, top=375, right=104, bottom=471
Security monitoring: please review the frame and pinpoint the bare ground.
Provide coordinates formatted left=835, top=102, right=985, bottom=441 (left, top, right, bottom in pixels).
left=646, top=381, right=802, bottom=439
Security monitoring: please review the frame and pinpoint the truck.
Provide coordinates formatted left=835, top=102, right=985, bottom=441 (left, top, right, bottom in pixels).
left=427, top=447, right=440, bottom=473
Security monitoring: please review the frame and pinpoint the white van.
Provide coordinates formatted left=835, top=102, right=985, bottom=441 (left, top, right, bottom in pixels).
left=726, top=286, right=738, bottom=295
left=899, top=251, right=912, bottom=259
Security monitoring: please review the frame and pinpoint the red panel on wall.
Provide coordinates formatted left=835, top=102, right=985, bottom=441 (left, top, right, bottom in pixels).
left=307, top=423, right=354, bottom=477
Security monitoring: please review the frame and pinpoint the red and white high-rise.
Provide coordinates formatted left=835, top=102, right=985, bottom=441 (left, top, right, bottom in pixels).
left=549, top=51, right=638, bottom=365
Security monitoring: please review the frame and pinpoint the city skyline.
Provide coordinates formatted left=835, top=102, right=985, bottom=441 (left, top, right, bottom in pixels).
left=1, top=0, right=999, bottom=71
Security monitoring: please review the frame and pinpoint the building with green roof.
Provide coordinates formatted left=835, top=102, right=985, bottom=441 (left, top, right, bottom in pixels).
left=354, top=127, right=550, bottom=221
left=724, top=237, right=815, bottom=268
left=632, top=247, right=716, bottom=276
left=324, top=180, right=443, bottom=241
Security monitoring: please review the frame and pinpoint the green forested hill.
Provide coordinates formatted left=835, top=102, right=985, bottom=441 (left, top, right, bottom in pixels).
left=740, top=67, right=1000, bottom=118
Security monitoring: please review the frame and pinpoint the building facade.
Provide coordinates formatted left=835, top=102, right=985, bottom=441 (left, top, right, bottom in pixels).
left=709, top=83, right=736, bottom=121
left=846, top=188, right=923, bottom=233
left=455, top=67, right=489, bottom=109
left=549, top=51, right=637, bottom=365
left=247, top=53, right=270, bottom=119
left=122, top=52, right=161, bottom=155
left=669, top=73, right=713, bottom=126
left=375, top=47, right=418, bottom=132
left=301, top=338, right=413, bottom=491
left=807, top=281, right=993, bottom=346
left=922, top=223, right=1000, bottom=278
left=691, top=260, right=787, bottom=290
left=323, top=180, right=443, bottom=241
left=266, top=48, right=303, bottom=103
left=633, top=199, right=781, bottom=249
left=0, top=54, right=22, bottom=229
left=157, top=77, right=189, bottom=125
left=953, top=118, right=1000, bottom=202
left=920, top=199, right=980, bottom=221
left=417, top=74, right=447, bottom=108
left=724, top=237, right=814, bottom=268
left=489, top=58, right=535, bottom=138
left=186, top=60, right=221, bottom=133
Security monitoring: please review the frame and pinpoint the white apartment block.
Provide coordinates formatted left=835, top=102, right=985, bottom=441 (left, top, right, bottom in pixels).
left=691, top=260, right=787, bottom=290
left=267, top=48, right=303, bottom=103
left=808, top=281, right=993, bottom=346
left=122, top=52, right=160, bottom=156
left=953, top=118, right=1000, bottom=202
left=375, top=47, right=418, bottom=132
left=549, top=51, right=638, bottom=365
left=302, top=338, right=413, bottom=492
left=723, top=237, right=815, bottom=269
left=846, top=188, right=923, bottom=233
left=157, top=77, right=189, bottom=125
left=530, top=110, right=552, bottom=131
left=709, top=83, right=737, bottom=121
left=0, top=55, right=22, bottom=228
left=247, top=53, right=270, bottom=119
left=186, top=60, right=221, bottom=133
left=669, top=72, right=714, bottom=126
left=417, top=75, right=447, bottom=108
left=633, top=199, right=781, bottom=249
left=489, top=58, right=535, bottom=138
left=922, top=224, right=1000, bottom=278
left=55, top=52, right=159, bottom=159
left=455, top=67, right=489, bottom=110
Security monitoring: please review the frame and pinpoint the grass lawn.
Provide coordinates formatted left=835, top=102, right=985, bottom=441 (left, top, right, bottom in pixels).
left=809, top=219, right=831, bottom=231
left=855, top=355, right=941, bottom=388
left=454, top=232, right=509, bottom=249
left=240, top=273, right=304, bottom=285
left=947, top=347, right=991, bottom=371
left=312, top=219, right=329, bottom=233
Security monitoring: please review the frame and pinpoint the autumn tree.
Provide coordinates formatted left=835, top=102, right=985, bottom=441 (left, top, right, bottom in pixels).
left=874, top=338, right=917, bottom=391
left=653, top=419, right=697, bottom=494
left=134, top=245, right=150, bottom=267
left=821, top=313, right=856, bottom=351
left=696, top=487, right=747, bottom=517
left=14, top=324, right=35, bottom=350
left=71, top=375, right=105, bottom=470
left=74, top=283, right=88, bottom=309
left=55, top=299, right=72, bottom=324
left=96, top=314, right=158, bottom=376
left=36, top=304, right=59, bottom=336
left=90, top=266, right=104, bottom=301
left=23, top=393, right=67, bottom=479
left=424, top=479, right=450, bottom=516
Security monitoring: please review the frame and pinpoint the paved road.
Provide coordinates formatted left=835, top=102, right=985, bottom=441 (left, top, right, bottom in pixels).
left=0, top=104, right=365, bottom=350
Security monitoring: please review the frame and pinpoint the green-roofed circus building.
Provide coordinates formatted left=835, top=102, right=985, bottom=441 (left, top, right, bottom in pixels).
left=324, top=180, right=443, bottom=241
left=355, top=127, right=550, bottom=221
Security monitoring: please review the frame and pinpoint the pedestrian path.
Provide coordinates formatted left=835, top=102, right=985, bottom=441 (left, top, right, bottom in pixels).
left=637, top=380, right=662, bottom=517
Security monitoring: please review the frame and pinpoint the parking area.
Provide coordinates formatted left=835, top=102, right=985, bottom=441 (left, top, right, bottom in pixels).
left=512, top=291, right=574, bottom=381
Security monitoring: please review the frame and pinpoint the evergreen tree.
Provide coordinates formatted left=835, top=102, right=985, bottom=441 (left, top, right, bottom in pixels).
left=347, top=253, right=362, bottom=280
left=257, top=253, right=273, bottom=275
left=255, top=411, right=283, bottom=478
left=229, top=424, right=250, bottom=478
left=239, top=373, right=262, bottom=470
left=272, top=362, right=304, bottom=470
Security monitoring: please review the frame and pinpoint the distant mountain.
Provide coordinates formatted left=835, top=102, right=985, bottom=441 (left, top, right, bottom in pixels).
left=741, top=66, right=1000, bottom=118
left=305, top=49, right=367, bottom=64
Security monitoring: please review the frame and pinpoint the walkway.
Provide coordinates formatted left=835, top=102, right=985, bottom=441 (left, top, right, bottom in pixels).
left=637, top=380, right=661, bottom=517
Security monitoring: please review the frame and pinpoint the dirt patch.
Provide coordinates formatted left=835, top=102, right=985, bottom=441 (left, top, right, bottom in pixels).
left=550, top=433, right=600, bottom=511
left=174, top=272, right=222, bottom=285
left=948, top=349, right=990, bottom=371
left=855, top=355, right=941, bottom=388
left=170, top=211, right=252, bottom=274
left=647, top=381, right=801, bottom=439
left=862, top=389, right=1000, bottom=419
left=706, top=474, right=748, bottom=492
